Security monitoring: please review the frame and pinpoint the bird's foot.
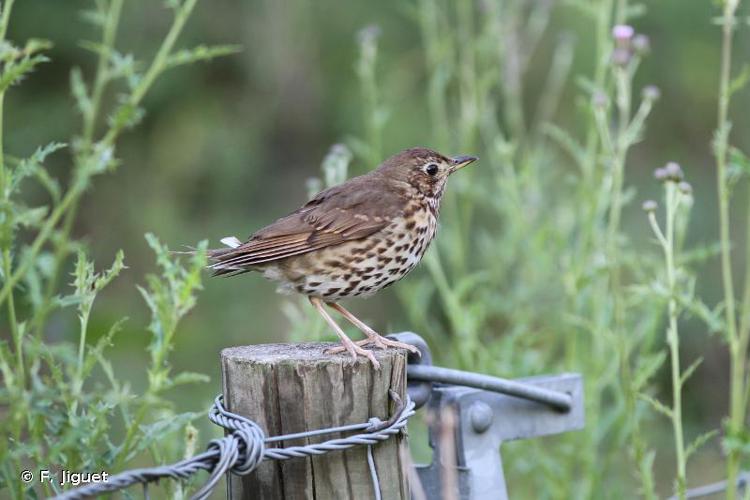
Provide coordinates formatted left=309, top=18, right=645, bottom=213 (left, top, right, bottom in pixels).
left=366, top=334, right=421, bottom=355
left=325, top=338, right=381, bottom=370
left=327, top=334, right=420, bottom=356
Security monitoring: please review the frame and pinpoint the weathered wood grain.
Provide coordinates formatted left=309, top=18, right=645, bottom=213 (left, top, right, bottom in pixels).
left=221, top=342, right=409, bottom=499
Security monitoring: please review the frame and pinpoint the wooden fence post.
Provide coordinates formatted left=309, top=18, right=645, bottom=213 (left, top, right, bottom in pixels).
left=220, top=342, right=409, bottom=499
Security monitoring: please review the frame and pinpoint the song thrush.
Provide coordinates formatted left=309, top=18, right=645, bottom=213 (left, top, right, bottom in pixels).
left=207, top=147, right=477, bottom=368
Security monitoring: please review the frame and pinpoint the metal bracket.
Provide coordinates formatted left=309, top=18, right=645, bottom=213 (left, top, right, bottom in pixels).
left=388, top=332, right=585, bottom=500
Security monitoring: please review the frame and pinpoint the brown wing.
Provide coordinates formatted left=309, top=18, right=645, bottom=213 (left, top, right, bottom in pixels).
left=208, top=175, right=403, bottom=275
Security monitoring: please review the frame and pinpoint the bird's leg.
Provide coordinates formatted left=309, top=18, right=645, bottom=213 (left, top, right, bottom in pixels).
left=309, top=297, right=380, bottom=369
left=325, top=302, right=420, bottom=355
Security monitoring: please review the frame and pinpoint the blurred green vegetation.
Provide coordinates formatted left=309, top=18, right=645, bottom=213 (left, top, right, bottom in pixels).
left=2, top=0, right=750, bottom=498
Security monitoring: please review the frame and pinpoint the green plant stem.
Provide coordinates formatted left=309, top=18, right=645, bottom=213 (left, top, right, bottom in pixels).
left=570, top=1, right=614, bottom=495
left=0, top=0, right=20, bottom=385
left=581, top=0, right=613, bottom=180
left=0, top=5, right=29, bottom=497
left=713, top=1, right=743, bottom=497
left=32, top=0, right=123, bottom=336
left=609, top=61, right=659, bottom=498
left=2, top=249, right=21, bottom=374
left=0, top=3, right=27, bottom=495
left=0, top=0, right=15, bottom=188
left=103, top=0, right=197, bottom=145
left=84, top=0, right=123, bottom=144
left=608, top=67, right=630, bottom=328
left=653, top=184, right=688, bottom=498
left=0, top=0, right=197, bottom=308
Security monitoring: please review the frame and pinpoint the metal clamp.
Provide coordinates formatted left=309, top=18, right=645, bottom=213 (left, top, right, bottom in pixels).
left=389, top=332, right=585, bottom=500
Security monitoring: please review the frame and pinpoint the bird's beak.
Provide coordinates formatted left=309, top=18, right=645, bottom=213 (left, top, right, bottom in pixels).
left=449, top=155, right=478, bottom=173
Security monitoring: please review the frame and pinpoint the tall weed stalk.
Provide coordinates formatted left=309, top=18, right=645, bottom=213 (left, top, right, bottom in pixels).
left=712, top=1, right=750, bottom=498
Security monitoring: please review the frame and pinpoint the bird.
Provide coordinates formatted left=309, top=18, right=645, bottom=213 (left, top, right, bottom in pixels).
left=207, top=147, right=477, bottom=369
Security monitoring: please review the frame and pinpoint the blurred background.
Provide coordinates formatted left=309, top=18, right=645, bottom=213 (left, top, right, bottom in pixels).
left=5, top=0, right=750, bottom=497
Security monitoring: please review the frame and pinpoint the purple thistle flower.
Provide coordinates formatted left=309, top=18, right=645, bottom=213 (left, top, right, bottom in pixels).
left=613, top=25, right=635, bottom=43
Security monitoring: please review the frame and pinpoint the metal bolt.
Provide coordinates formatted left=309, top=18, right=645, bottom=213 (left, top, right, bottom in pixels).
left=469, top=401, right=493, bottom=433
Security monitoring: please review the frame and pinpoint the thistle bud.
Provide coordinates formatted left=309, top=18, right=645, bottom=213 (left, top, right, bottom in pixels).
left=654, top=168, right=668, bottom=182
left=357, top=24, right=381, bottom=44
left=664, top=162, right=684, bottom=181
left=611, top=47, right=632, bottom=67
left=642, top=85, right=661, bottom=101
left=678, top=181, right=692, bottom=195
left=593, top=90, right=608, bottom=109
left=642, top=200, right=658, bottom=212
left=632, top=34, right=650, bottom=54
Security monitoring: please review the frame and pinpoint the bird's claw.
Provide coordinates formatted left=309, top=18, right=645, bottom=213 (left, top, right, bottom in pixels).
left=327, top=335, right=420, bottom=357
left=326, top=341, right=381, bottom=370
left=370, top=336, right=421, bottom=356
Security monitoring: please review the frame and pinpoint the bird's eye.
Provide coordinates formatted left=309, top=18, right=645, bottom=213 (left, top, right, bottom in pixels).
left=425, top=163, right=439, bottom=176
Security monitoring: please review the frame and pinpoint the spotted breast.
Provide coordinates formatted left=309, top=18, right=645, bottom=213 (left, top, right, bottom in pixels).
left=259, top=197, right=438, bottom=301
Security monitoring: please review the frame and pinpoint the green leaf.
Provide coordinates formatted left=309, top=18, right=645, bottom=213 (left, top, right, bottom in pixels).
left=94, top=250, right=126, bottom=290
left=729, top=146, right=750, bottom=175
left=10, top=142, right=66, bottom=194
left=0, top=54, right=49, bottom=92
left=680, top=356, right=703, bottom=385
left=729, top=64, right=750, bottom=96
left=575, top=76, right=599, bottom=97
left=541, top=123, right=585, bottom=168
left=633, top=351, right=666, bottom=391
left=107, top=98, right=144, bottom=131
left=70, top=67, right=92, bottom=117
left=124, top=411, right=201, bottom=462
left=80, top=318, right=128, bottom=383
left=0, top=38, right=51, bottom=63
left=78, top=40, right=109, bottom=57
left=165, top=371, right=210, bottom=388
left=722, top=427, right=750, bottom=456
left=165, top=44, right=243, bottom=70
left=678, top=242, right=722, bottom=265
left=108, top=51, right=138, bottom=88
left=686, top=429, right=718, bottom=462
left=678, top=295, right=724, bottom=335
left=638, top=393, right=673, bottom=419
left=636, top=449, right=658, bottom=498
left=13, top=205, right=49, bottom=228
left=79, top=7, right=107, bottom=27
left=34, top=166, right=62, bottom=204
left=713, top=122, right=732, bottom=160
left=727, top=146, right=750, bottom=181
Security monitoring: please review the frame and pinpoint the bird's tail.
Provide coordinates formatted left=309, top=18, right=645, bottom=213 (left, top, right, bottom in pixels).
left=206, top=236, right=251, bottom=277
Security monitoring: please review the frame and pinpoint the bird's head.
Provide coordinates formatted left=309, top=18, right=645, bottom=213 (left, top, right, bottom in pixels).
left=376, top=147, right=477, bottom=199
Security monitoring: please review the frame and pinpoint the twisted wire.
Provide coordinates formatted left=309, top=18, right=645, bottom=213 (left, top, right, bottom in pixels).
left=53, top=391, right=414, bottom=500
